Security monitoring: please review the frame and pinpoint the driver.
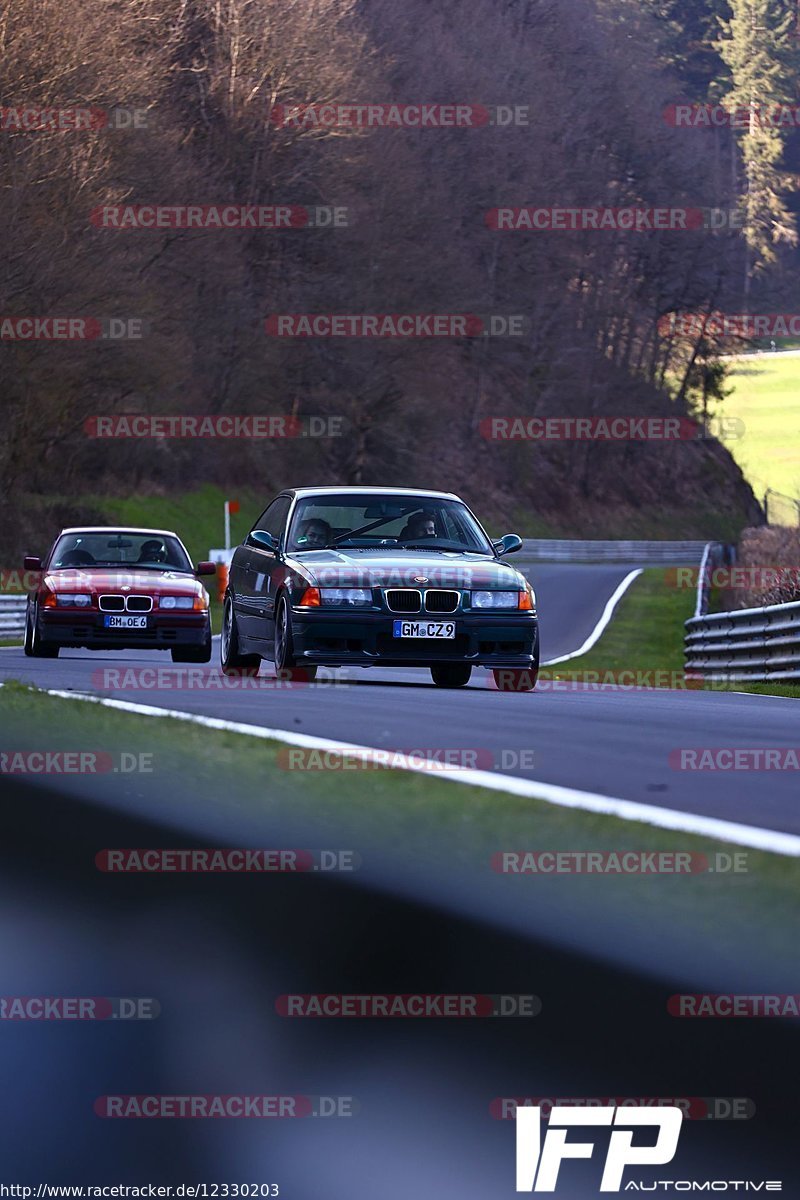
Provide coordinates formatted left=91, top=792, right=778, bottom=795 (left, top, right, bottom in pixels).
left=137, top=539, right=167, bottom=563
left=297, top=518, right=331, bottom=549
left=403, top=511, right=437, bottom=540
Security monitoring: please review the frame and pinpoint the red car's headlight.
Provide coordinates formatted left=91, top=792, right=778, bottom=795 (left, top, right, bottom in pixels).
left=159, top=595, right=201, bottom=610
left=52, top=593, right=92, bottom=608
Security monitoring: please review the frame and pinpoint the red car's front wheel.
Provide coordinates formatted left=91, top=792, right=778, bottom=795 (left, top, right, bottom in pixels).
left=25, top=607, right=58, bottom=658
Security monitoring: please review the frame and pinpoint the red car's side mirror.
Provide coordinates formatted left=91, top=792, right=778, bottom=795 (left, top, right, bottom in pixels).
left=195, top=561, right=217, bottom=577
left=23, top=555, right=42, bottom=571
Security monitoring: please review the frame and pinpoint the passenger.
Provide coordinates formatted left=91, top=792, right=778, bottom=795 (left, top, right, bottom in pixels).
left=402, top=512, right=437, bottom=540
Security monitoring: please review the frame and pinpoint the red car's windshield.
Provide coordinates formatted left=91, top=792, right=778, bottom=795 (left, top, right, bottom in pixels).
left=50, top=531, right=192, bottom=572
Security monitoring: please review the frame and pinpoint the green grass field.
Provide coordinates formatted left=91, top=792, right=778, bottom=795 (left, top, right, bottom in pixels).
left=724, top=352, right=800, bottom=504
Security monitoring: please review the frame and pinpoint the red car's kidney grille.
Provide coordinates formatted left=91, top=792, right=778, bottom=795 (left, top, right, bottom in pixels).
left=98, top=594, right=153, bottom=612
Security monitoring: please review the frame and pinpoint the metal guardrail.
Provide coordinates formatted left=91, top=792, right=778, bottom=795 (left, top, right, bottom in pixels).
left=517, top=539, right=710, bottom=564
left=0, top=595, right=26, bottom=638
left=685, top=599, right=800, bottom=682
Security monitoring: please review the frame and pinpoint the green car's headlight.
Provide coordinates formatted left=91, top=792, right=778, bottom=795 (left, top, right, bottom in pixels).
left=319, top=588, right=372, bottom=607
left=471, top=590, right=519, bottom=609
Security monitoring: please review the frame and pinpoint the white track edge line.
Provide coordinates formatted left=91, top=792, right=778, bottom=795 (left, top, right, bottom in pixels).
left=41, top=687, right=800, bottom=858
left=543, top=568, right=643, bottom=666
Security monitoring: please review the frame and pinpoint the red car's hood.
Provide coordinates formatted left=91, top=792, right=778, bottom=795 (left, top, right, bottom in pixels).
left=43, top=568, right=202, bottom=595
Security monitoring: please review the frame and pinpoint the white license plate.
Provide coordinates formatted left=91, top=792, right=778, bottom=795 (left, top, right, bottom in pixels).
left=104, top=615, right=148, bottom=629
left=393, top=620, right=456, bottom=639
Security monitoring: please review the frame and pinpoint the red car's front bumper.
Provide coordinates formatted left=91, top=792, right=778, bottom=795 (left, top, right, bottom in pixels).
left=38, top=609, right=210, bottom=650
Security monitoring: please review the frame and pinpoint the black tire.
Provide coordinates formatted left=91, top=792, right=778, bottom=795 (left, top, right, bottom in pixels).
left=23, top=606, right=34, bottom=656
left=274, top=595, right=317, bottom=683
left=492, top=662, right=538, bottom=693
left=172, top=629, right=212, bottom=664
left=430, top=663, right=472, bottom=688
left=27, top=608, right=59, bottom=658
left=220, top=596, right=260, bottom=676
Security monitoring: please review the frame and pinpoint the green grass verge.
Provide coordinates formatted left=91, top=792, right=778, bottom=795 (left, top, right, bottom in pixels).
left=1, top=483, right=253, bottom=626
left=75, top=483, right=264, bottom=567
left=712, top=680, right=800, bottom=699
left=725, top=354, right=800, bottom=502
left=545, top=568, right=691, bottom=679
left=0, top=678, right=797, bottom=978
left=544, top=568, right=798, bottom=699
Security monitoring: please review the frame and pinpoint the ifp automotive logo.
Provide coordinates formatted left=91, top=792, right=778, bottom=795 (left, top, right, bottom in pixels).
left=514, top=1106, right=782, bottom=1191
left=516, top=1105, right=682, bottom=1192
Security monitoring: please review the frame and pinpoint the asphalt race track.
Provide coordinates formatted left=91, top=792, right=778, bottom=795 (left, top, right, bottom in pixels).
left=2, top=562, right=798, bottom=836
left=3, top=561, right=799, bottom=1193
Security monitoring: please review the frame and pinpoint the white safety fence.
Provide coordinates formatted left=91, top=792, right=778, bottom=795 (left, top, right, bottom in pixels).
left=0, top=596, right=27, bottom=638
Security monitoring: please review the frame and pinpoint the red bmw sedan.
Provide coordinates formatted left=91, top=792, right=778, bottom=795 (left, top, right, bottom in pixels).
left=22, top=527, right=215, bottom=661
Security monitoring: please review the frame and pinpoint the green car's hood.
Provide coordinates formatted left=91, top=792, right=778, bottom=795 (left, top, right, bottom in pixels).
left=284, top=548, right=527, bottom=590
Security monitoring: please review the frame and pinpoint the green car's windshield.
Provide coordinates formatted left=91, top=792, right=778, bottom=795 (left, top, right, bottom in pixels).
left=287, top=494, right=494, bottom=554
